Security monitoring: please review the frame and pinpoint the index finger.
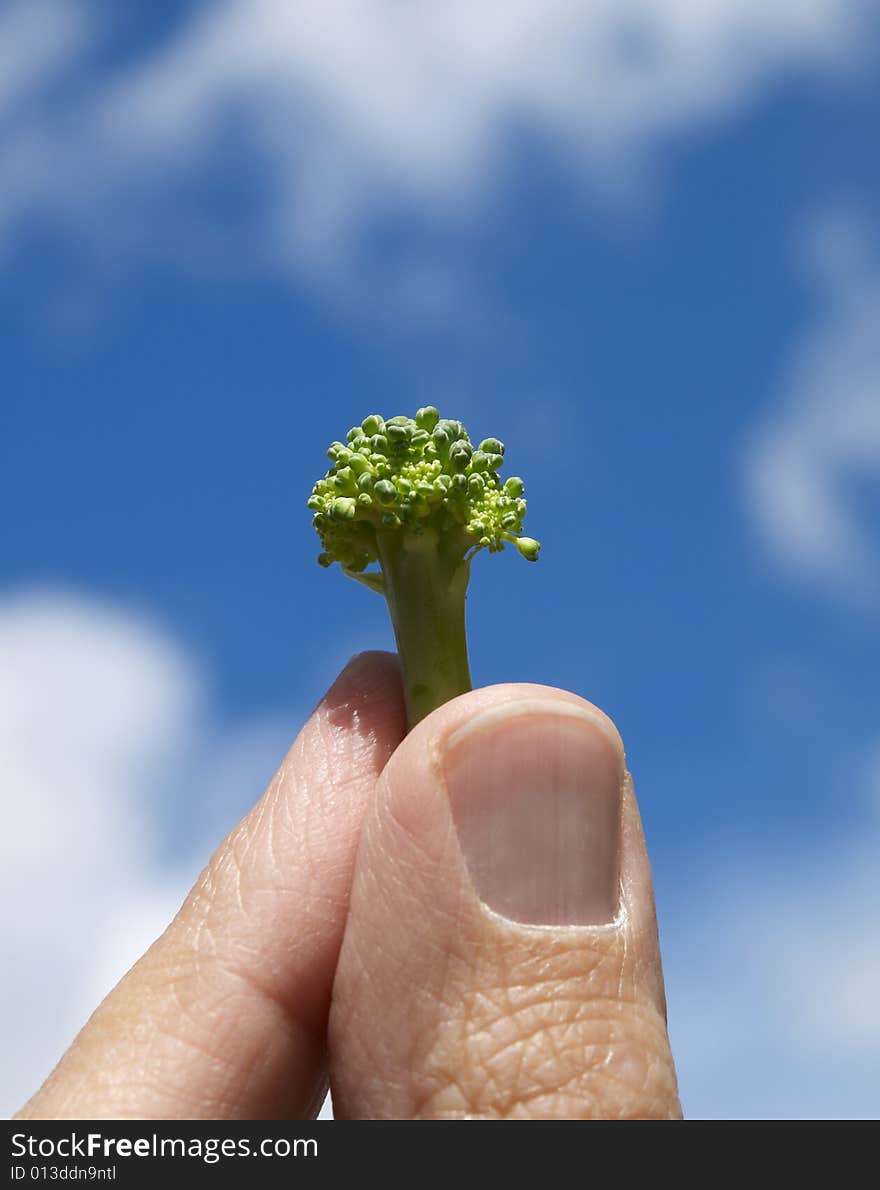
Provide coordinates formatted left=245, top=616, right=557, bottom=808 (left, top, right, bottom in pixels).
left=17, top=652, right=405, bottom=1120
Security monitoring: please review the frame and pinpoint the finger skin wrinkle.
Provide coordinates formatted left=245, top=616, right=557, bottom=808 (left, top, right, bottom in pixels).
left=409, top=1014, right=678, bottom=1120
left=335, top=918, right=680, bottom=1119
left=85, top=948, right=305, bottom=1116
left=162, top=898, right=329, bottom=1041
left=170, top=798, right=348, bottom=1020
left=408, top=983, right=677, bottom=1120
left=364, top=921, right=679, bottom=1120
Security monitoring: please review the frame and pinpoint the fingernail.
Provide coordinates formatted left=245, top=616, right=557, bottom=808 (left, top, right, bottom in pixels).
left=443, top=701, right=623, bottom=926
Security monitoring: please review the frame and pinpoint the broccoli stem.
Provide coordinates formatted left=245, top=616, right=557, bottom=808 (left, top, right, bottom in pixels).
left=375, top=528, right=472, bottom=727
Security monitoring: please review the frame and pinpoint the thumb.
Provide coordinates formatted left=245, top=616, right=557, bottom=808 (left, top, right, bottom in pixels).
left=329, top=685, right=681, bottom=1120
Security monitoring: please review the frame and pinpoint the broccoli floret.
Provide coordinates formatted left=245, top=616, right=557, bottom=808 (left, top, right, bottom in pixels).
left=308, top=408, right=541, bottom=726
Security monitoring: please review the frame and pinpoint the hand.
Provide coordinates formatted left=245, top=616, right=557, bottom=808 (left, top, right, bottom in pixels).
left=16, top=654, right=680, bottom=1120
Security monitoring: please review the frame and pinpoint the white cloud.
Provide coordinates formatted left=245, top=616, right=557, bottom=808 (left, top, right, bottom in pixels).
left=0, top=589, right=293, bottom=1116
left=0, top=0, right=871, bottom=286
left=0, top=590, right=193, bottom=1113
left=744, top=211, right=880, bottom=601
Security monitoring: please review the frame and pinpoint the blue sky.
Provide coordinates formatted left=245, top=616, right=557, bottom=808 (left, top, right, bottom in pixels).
left=2, top=0, right=879, bottom=1119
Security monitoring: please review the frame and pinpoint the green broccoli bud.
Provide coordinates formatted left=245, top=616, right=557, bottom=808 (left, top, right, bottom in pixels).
left=415, top=406, right=440, bottom=431
left=386, top=421, right=411, bottom=446
left=374, top=479, right=397, bottom=505
left=449, top=439, right=473, bottom=470
left=308, top=411, right=541, bottom=727
left=331, top=496, right=357, bottom=521
left=514, top=536, right=541, bottom=562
